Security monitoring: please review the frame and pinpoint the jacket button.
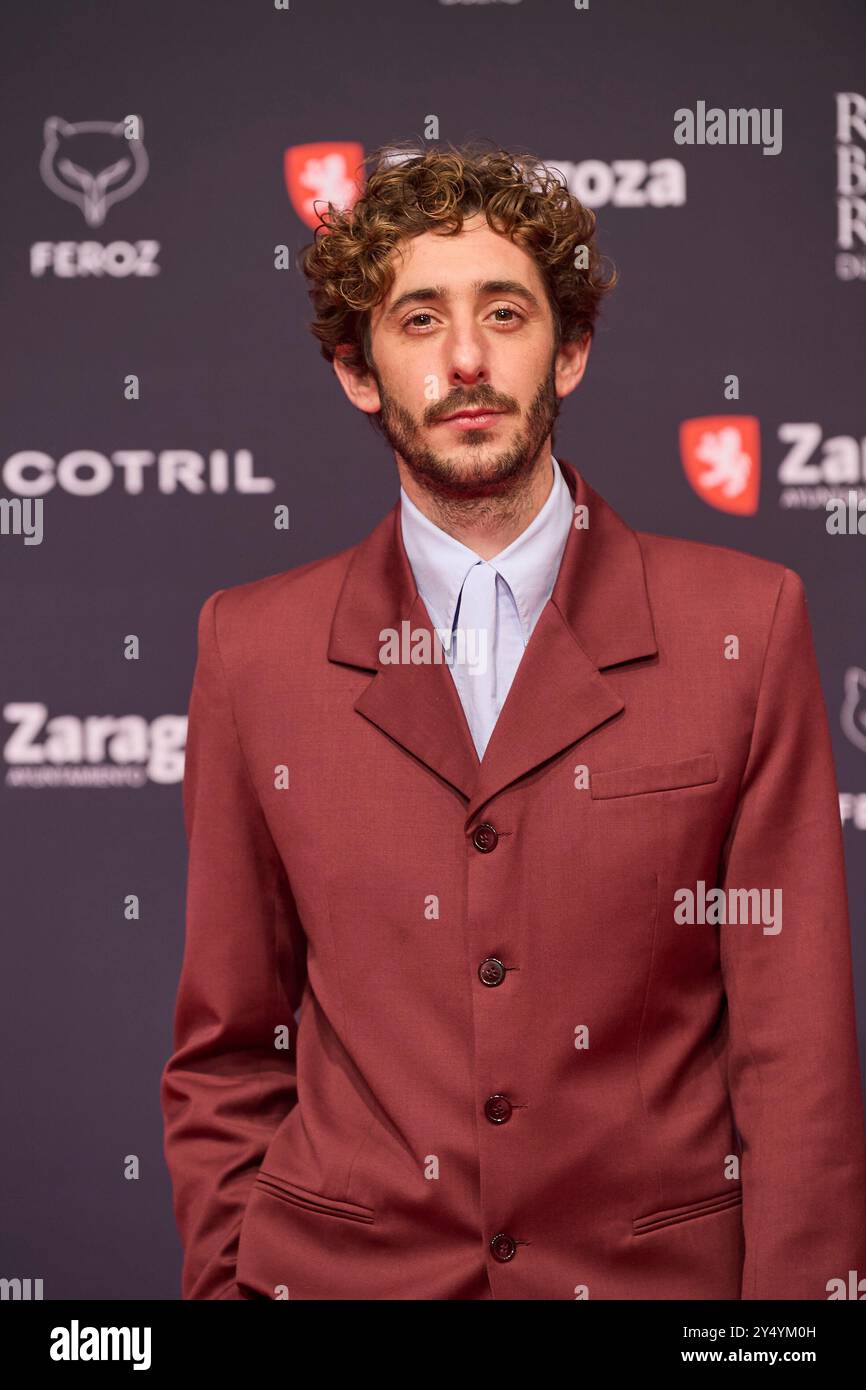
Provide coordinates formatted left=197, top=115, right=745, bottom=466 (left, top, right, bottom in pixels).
left=478, top=957, right=506, bottom=987
left=472, top=822, right=498, bottom=852
left=484, top=1094, right=513, bottom=1124
left=490, top=1232, right=517, bottom=1262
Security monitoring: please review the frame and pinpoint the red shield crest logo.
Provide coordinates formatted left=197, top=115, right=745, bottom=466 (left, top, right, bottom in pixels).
left=679, top=416, right=760, bottom=514
left=284, top=142, right=365, bottom=229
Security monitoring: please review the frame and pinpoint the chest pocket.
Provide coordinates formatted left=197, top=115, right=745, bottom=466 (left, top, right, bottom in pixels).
left=590, top=751, right=718, bottom=800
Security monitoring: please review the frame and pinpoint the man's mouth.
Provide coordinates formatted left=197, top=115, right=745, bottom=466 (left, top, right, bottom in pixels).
left=435, top=408, right=507, bottom=430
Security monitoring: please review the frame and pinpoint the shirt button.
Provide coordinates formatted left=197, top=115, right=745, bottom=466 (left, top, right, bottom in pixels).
left=478, top=957, right=506, bottom=987
left=472, top=822, right=498, bottom=852
left=490, top=1232, right=517, bottom=1262
left=484, top=1094, right=513, bottom=1124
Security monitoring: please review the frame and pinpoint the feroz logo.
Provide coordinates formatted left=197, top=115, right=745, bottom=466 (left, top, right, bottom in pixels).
left=679, top=417, right=760, bottom=514
left=40, top=117, right=149, bottom=226
left=841, top=668, right=866, bottom=753
left=284, top=142, right=365, bottom=228
left=839, top=670, right=866, bottom=832
left=33, top=115, right=158, bottom=278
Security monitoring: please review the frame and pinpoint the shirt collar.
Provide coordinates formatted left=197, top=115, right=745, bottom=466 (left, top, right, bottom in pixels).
left=399, top=454, right=574, bottom=646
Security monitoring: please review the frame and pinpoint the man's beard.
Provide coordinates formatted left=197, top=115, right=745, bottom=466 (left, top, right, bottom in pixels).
left=373, top=364, right=560, bottom=502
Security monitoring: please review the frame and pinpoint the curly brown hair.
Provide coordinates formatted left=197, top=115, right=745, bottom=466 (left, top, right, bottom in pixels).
left=298, top=139, right=617, bottom=375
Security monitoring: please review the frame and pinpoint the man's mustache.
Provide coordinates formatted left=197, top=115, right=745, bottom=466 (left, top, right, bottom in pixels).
left=428, top=394, right=516, bottom=422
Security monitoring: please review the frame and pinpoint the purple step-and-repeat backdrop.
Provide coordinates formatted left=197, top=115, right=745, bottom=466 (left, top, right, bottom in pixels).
left=1, top=0, right=864, bottom=1298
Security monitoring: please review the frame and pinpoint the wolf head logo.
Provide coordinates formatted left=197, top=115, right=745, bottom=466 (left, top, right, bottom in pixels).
left=40, top=117, right=149, bottom=227
left=841, top=667, right=866, bottom=753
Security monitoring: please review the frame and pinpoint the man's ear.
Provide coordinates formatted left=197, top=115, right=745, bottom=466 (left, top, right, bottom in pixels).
left=333, top=346, right=382, bottom=416
left=554, top=334, right=592, bottom=400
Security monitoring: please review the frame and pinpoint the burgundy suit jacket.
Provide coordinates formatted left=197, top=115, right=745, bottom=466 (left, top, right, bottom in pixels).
left=160, top=459, right=866, bottom=1300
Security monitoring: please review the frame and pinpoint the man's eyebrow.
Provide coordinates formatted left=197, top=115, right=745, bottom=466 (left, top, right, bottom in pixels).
left=383, top=279, right=542, bottom=321
left=473, top=280, right=542, bottom=311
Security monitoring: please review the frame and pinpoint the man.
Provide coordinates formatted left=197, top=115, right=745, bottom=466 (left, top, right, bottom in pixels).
left=160, top=143, right=866, bottom=1300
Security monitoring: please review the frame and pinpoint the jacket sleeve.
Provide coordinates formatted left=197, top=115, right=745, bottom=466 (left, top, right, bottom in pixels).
left=160, top=588, right=307, bottom=1300
left=717, top=566, right=866, bottom=1299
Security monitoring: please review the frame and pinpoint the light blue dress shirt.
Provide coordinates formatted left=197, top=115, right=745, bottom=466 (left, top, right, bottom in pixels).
left=399, top=454, right=575, bottom=758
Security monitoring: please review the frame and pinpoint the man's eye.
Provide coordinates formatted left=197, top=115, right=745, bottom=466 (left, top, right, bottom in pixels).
left=401, top=306, right=524, bottom=331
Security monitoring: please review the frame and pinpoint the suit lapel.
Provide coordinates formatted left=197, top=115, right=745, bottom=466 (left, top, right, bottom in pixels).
left=328, top=496, right=480, bottom=799
left=465, top=462, right=657, bottom=820
left=327, top=460, right=658, bottom=818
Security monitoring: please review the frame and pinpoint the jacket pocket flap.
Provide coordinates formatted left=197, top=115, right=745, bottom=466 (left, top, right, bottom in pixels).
left=590, top=751, right=718, bottom=800
left=633, top=1186, right=742, bottom=1235
left=254, top=1169, right=375, bottom=1223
